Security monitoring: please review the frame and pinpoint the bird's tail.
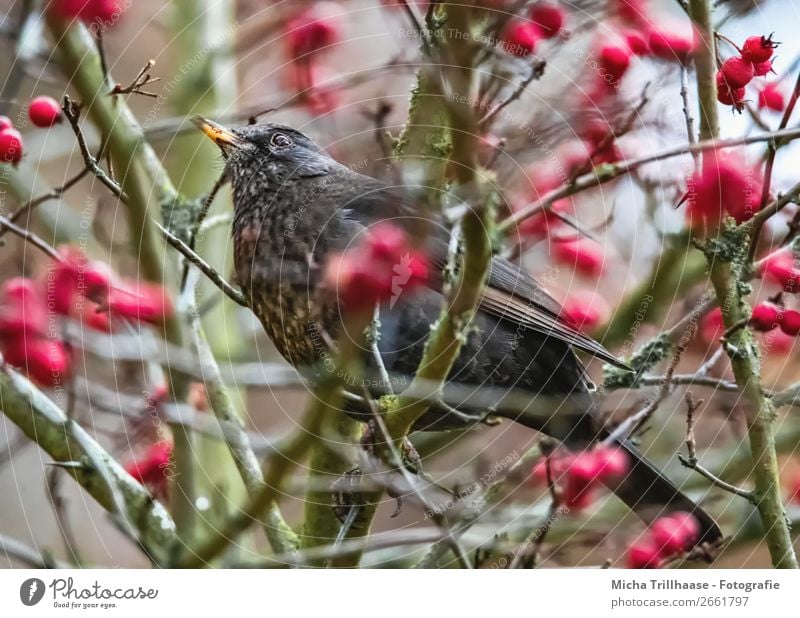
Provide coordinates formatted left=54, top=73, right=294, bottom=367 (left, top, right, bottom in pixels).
left=502, top=403, right=722, bottom=550
left=603, top=438, right=722, bottom=547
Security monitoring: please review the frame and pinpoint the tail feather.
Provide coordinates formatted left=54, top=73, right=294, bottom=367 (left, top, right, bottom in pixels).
left=505, top=405, right=723, bottom=550
left=604, top=438, right=723, bottom=547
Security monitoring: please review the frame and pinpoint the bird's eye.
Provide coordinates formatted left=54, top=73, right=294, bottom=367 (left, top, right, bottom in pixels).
left=269, top=132, right=293, bottom=149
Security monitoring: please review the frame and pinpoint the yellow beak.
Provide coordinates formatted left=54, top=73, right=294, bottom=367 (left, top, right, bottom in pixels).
left=191, top=116, right=243, bottom=150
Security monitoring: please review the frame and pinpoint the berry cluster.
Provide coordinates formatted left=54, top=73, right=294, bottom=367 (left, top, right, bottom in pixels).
left=531, top=446, right=629, bottom=510
left=282, top=2, right=343, bottom=114
left=0, top=97, right=64, bottom=165
left=323, top=223, right=428, bottom=313
left=500, top=2, right=566, bottom=58
left=626, top=512, right=701, bottom=568
left=717, top=35, right=779, bottom=112
left=748, top=302, right=800, bottom=335
left=0, top=247, right=174, bottom=387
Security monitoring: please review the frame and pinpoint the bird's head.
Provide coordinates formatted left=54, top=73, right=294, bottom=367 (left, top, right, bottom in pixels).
left=191, top=117, right=334, bottom=192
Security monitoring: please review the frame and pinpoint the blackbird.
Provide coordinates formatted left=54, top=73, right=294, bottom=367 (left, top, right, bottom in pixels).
left=193, top=117, right=723, bottom=549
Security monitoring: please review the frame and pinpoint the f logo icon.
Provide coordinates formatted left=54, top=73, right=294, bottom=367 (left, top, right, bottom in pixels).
left=20, top=578, right=45, bottom=606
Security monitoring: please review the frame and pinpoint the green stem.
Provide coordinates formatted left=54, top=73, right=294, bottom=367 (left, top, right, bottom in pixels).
left=45, top=15, right=198, bottom=539
left=708, top=264, right=797, bottom=568
left=191, top=316, right=300, bottom=555
left=688, top=0, right=719, bottom=142
left=598, top=236, right=707, bottom=349
left=0, top=366, right=176, bottom=563
left=690, top=0, right=796, bottom=569
left=179, top=314, right=368, bottom=567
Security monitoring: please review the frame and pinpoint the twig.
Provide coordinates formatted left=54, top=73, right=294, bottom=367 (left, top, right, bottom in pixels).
left=154, top=219, right=247, bottom=307
left=0, top=533, right=67, bottom=568
left=605, top=315, right=695, bottom=444
left=509, top=441, right=562, bottom=569
left=679, top=392, right=756, bottom=503
left=0, top=214, right=63, bottom=262
left=680, top=67, right=699, bottom=169
left=181, top=172, right=229, bottom=291
left=236, top=528, right=450, bottom=568
left=176, top=322, right=359, bottom=567
left=109, top=59, right=160, bottom=98
left=479, top=60, right=546, bottom=128
left=45, top=468, right=83, bottom=566
left=188, top=298, right=300, bottom=555
left=361, top=393, right=472, bottom=569
left=61, top=96, right=127, bottom=200
left=415, top=445, right=542, bottom=568
left=691, top=0, right=797, bottom=569
left=499, top=126, right=800, bottom=234
left=749, top=71, right=800, bottom=261
left=0, top=365, right=176, bottom=564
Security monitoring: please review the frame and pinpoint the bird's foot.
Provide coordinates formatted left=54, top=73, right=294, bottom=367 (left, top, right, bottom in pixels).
left=331, top=467, right=364, bottom=525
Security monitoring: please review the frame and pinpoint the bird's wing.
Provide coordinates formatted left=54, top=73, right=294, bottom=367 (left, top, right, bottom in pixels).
left=337, top=168, right=629, bottom=371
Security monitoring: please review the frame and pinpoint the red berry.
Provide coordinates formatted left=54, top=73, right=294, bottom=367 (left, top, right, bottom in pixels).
left=529, top=2, right=565, bottom=39
left=0, top=277, right=48, bottom=339
left=758, top=82, right=785, bottom=112
left=124, top=441, right=173, bottom=498
left=599, top=44, right=632, bottom=82
left=50, top=246, right=112, bottom=316
left=104, top=281, right=175, bottom=325
left=626, top=539, right=663, bottom=569
left=3, top=337, right=71, bottom=387
left=0, top=116, right=12, bottom=132
left=552, top=239, right=604, bottom=277
left=28, top=96, right=62, bottom=128
left=51, top=0, right=122, bottom=25
left=622, top=30, right=649, bottom=56
left=88, top=0, right=121, bottom=23
left=651, top=512, right=700, bottom=557
left=753, top=59, right=773, bottom=77
left=685, top=150, right=762, bottom=226
left=741, top=34, right=778, bottom=64
left=720, top=56, right=754, bottom=88
left=561, top=293, right=607, bottom=332
left=648, top=29, right=695, bottom=64
left=562, top=454, right=598, bottom=509
left=0, top=128, right=23, bottom=164
left=750, top=302, right=782, bottom=332
left=780, top=309, right=800, bottom=336
left=324, top=224, right=428, bottom=312
left=716, top=72, right=746, bottom=110
left=286, top=2, right=342, bottom=58
left=501, top=20, right=541, bottom=57
left=762, top=329, right=795, bottom=355
left=701, top=307, right=724, bottom=343
left=788, top=474, right=800, bottom=504
left=530, top=453, right=572, bottom=485
left=591, top=446, right=629, bottom=481
left=759, top=250, right=800, bottom=293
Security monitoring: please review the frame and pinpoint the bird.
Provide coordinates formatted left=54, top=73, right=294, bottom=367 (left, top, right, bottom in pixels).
left=192, top=116, right=723, bottom=550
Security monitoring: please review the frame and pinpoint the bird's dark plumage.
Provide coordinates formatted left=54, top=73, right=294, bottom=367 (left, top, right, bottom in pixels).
left=197, top=118, right=722, bottom=549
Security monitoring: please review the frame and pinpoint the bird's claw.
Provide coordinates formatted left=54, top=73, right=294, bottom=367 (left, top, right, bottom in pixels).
left=331, top=467, right=365, bottom=524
